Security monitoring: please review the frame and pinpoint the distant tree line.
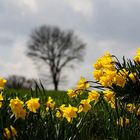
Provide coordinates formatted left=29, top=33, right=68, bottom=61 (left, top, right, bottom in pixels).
left=5, top=75, right=35, bottom=89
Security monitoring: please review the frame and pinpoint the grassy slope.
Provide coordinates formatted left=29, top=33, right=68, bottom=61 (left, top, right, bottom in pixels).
left=4, top=88, right=67, bottom=106
left=3, top=88, right=140, bottom=139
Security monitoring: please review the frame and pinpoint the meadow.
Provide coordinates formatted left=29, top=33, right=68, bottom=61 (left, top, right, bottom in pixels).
left=1, top=48, right=140, bottom=140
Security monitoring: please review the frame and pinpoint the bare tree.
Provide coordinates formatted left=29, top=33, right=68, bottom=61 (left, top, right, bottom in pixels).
left=27, top=25, right=86, bottom=90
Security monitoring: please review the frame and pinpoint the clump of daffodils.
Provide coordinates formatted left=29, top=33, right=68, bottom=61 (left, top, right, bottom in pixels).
left=92, top=52, right=128, bottom=88
left=66, top=77, right=101, bottom=121
left=65, top=48, right=140, bottom=125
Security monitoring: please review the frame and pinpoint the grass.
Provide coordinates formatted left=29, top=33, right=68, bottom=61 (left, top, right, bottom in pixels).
left=2, top=88, right=140, bottom=140
left=4, top=88, right=67, bottom=106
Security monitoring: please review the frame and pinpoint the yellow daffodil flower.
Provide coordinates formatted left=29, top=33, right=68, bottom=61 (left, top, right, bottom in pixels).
left=117, top=117, right=130, bottom=127
left=67, top=89, right=77, bottom=98
left=26, top=98, right=40, bottom=113
left=4, top=125, right=17, bottom=140
left=62, top=104, right=78, bottom=122
left=46, top=96, right=55, bottom=111
left=88, top=90, right=100, bottom=102
left=9, top=97, right=26, bottom=119
left=0, top=77, right=6, bottom=90
left=76, top=77, right=90, bottom=90
left=78, top=99, right=91, bottom=113
left=127, top=103, right=136, bottom=113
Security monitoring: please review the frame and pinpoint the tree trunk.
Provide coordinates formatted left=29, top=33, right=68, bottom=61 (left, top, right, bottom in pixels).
left=53, top=75, right=59, bottom=91
left=54, top=82, right=58, bottom=91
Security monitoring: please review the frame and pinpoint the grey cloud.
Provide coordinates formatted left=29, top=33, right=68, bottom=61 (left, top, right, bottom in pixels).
left=0, top=0, right=90, bottom=48
left=1, top=0, right=140, bottom=45
left=88, top=0, right=140, bottom=44
left=0, top=37, right=14, bottom=46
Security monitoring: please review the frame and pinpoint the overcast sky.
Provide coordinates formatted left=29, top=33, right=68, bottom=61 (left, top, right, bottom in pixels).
left=0, top=0, right=140, bottom=89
